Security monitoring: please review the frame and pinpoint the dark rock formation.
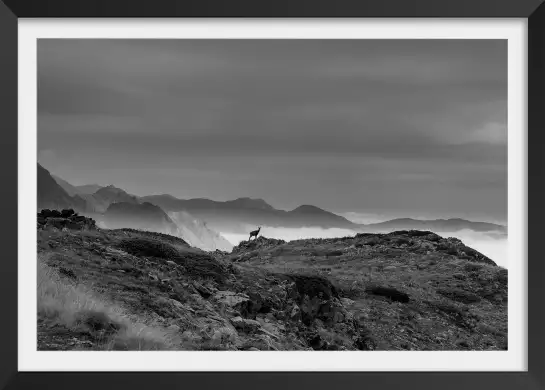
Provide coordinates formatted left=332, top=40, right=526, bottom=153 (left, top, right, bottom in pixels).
left=37, top=209, right=96, bottom=231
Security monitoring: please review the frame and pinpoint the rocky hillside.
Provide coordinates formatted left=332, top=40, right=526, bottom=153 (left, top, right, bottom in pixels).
left=37, top=220, right=507, bottom=351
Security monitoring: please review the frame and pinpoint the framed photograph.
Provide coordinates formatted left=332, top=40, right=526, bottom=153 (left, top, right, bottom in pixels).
left=0, top=0, right=543, bottom=389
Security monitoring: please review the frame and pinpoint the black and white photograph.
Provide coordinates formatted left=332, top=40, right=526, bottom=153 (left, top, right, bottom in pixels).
left=36, top=38, right=508, bottom=352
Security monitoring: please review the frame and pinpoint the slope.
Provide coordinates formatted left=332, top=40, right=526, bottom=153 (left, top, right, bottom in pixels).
left=37, top=223, right=507, bottom=351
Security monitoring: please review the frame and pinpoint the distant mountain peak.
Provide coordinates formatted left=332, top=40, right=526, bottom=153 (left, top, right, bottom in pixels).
left=96, top=185, right=130, bottom=195
left=291, top=204, right=326, bottom=213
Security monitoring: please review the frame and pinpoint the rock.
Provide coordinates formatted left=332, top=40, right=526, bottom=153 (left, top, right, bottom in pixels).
left=317, top=299, right=346, bottom=324
left=383, top=266, right=396, bottom=271
left=246, top=290, right=278, bottom=316
left=247, top=347, right=260, bottom=351
left=37, top=209, right=96, bottom=231
left=167, top=324, right=180, bottom=332
left=210, top=326, right=238, bottom=346
left=214, top=291, right=250, bottom=315
left=288, top=304, right=302, bottom=322
left=155, top=297, right=192, bottom=317
left=230, top=316, right=262, bottom=333
left=306, top=333, right=329, bottom=350
left=256, top=317, right=284, bottom=338
left=340, top=298, right=355, bottom=306
left=60, top=209, right=76, bottom=218
left=181, top=330, right=202, bottom=343
left=193, top=282, right=213, bottom=299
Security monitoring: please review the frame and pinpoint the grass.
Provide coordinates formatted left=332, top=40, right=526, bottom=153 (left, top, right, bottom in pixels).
left=37, top=254, right=176, bottom=350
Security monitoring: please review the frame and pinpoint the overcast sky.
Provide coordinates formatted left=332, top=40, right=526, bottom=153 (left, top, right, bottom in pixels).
left=37, top=39, right=507, bottom=222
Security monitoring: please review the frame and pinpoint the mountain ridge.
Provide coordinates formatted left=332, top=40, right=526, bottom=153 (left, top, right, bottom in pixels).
left=41, top=163, right=507, bottom=239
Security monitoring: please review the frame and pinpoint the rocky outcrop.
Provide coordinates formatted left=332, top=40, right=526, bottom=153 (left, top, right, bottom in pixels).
left=38, top=209, right=96, bottom=231
left=354, top=230, right=497, bottom=266
left=232, top=237, right=286, bottom=254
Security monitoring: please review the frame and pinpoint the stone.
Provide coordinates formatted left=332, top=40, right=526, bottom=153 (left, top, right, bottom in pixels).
left=340, top=298, right=355, bottom=306
left=214, top=291, right=250, bottom=314
left=210, top=326, right=238, bottom=346
left=167, top=324, right=181, bottom=332
left=181, top=330, right=202, bottom=343
left=230, top=316, right=262, bottom=333
left=288, top=304, right=302, bottom=322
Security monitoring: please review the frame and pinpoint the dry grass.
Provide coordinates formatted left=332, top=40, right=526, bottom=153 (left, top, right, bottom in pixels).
left=37, top=254, right=176, bottom=350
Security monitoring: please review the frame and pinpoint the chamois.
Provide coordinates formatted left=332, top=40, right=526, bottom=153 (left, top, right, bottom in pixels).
left=249, top=227, right=261, bottom=241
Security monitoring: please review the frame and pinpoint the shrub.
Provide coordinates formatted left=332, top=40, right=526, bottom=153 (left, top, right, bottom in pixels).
left=116, top=237, right=180, bottom=259
left=287, top=274, right=339, bottom=300
left=364, top=285, right=410, bottom=303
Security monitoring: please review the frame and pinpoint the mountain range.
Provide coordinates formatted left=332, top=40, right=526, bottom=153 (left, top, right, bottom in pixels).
left=39, top=163, right=507, bottom=247
left=139, top=195, right=358, bottom=233
left=39, top=164, right=232, bottom=251
left=361, top=218, right=507, bottom=235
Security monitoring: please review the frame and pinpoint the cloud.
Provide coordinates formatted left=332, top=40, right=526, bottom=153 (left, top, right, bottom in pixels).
left=467, top=122, right=508, bottom=145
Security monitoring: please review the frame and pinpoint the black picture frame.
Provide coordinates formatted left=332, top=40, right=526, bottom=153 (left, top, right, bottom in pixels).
left=0, top=0, right=542, bottom=389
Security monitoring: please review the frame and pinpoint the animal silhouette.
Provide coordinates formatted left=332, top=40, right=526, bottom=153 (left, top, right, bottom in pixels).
left=249, top=227, right=261, bottom=241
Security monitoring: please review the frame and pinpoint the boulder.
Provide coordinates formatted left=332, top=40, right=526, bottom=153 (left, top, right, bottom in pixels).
left=60, top=209, right=75, bottom=218
left=181, top=330, right=203, bottom=343
left=167, top=324, right=181, bottom=333
left=214, top=291, right=250, bottom=315
left=288, top=303, right=302, bottom=322
left=230, top=316, right=262, bottom=333
left=210, top=326, right=238, bottom=346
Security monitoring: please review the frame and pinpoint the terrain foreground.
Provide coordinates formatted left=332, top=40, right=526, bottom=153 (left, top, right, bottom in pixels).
left=37, top=217, right=507, bottom=351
